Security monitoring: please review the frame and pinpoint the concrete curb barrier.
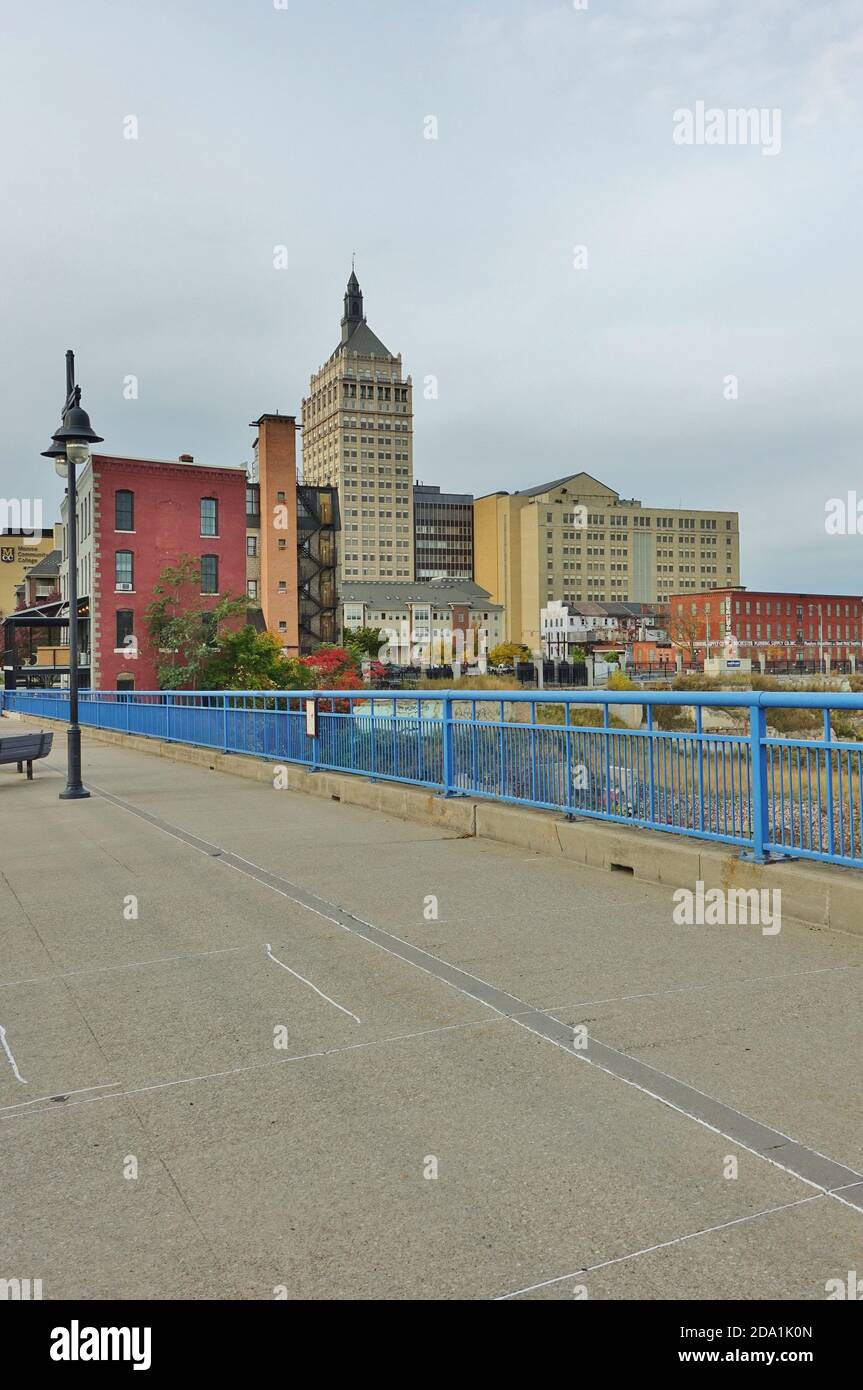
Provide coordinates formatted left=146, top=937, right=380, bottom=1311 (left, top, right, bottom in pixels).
left=5, top=709, right=861, bottom=938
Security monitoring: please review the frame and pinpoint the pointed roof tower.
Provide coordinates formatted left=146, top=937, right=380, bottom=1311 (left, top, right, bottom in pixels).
left=341, top=269, right=363, bottom=344
left=338, top=265, right=392, bottom=356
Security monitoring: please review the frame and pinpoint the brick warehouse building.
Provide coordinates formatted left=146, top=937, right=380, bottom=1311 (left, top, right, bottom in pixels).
left=59, top=453, right=247, bottom=690
left=670, top=587, right=863, bottom=667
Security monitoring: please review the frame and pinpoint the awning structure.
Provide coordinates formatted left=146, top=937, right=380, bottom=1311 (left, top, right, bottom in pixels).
left=2, top=597, right=90, bottom=688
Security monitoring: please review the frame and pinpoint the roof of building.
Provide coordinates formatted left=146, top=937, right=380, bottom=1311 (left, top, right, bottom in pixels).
left=24, top=550, right=60, bottom=578
left=544, top=600, right=667, bottom=620
left=91, top=454, right=246, bottom=475
left=516, top=471, right=617, bottom=498
left=331, top=268, right=395, bottom=360
left=340, top=320, right=393, bottom=359
left=474, top=472, right=619, bottom=503
left=413, top=483, right=474, bottom=505
left=341, top=578, right=502, bottom=610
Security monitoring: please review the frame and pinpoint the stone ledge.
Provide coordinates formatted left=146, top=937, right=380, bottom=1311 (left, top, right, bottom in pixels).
left=3, top=709, right=860, bottom=938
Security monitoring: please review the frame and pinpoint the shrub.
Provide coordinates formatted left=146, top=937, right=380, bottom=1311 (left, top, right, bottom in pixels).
left=488, top=641, right=532, bottom=666
left=607, top=670, right=636, bottom=691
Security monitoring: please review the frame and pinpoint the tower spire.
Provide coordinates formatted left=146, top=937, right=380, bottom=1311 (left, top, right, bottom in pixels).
left=341, top=263, right=363, bottom=344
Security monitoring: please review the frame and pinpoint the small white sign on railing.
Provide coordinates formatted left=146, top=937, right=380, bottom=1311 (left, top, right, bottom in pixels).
left=305, top=698, right=318, bottom=738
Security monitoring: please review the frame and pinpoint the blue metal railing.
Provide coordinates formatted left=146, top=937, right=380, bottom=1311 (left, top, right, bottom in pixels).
left=3, top=686, right=863, bottom=869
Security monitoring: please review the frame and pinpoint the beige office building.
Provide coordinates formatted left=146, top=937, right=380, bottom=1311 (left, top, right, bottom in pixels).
left=301, top=270, right=413, bottom=583
left=474, top=472, right=740, bottom=650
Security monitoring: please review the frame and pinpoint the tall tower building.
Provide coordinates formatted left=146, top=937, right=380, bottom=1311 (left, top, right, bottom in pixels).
left=301, top=269, right=414, bottom=582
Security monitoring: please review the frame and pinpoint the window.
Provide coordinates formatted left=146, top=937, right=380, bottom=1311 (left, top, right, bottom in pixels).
left=116, top=674, right=135, bottom=692
left=200, top=498, right=218, bottom=537
left=200, top=611, right=217, bottom=647
left=116, top=609, right=134, bottom=649
left=247, top=580, right=258, bottom=600
left=201, top=555, right=218, bottom=593
left=115, top=490, right=134, bottom=531
left=115, top=551, right=134, bottom=589
left=246, top=535, right=258, bottom=556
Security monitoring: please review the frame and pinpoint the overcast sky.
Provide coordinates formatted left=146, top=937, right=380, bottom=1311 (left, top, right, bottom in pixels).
left=2, top=0, right=861, bottom=590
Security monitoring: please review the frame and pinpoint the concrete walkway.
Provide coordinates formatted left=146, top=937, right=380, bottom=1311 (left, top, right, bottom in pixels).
left=1, top=731, right=862, bottom=1300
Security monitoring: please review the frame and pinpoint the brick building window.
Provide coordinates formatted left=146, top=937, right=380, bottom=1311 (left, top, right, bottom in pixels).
left=115, top=490, right=134, bottom=532
left=201, top=555, right=219, bottom=594
left=116, top=609, right=134, bottom=648
left=115, top=551, right=134, bottom=590
left=200, top=498, right=219, bottom=537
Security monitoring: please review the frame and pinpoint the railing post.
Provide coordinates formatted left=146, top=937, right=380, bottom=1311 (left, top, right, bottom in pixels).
left=646, top=702, right=656, bottom=825
left=442, top=694, right=454, bottom=796
left=564, top=701, right=573, bottom=818
left=223, top=693, right=229, bottom=752
left=695, top=704, right=704, bottom=833
left=603, top=698, right=611, bottom=814
left=748, top=701, right=770, bottom=862
left=823, top=709, right=835, bottom=859
left=312, top=710, right=320, bottom=771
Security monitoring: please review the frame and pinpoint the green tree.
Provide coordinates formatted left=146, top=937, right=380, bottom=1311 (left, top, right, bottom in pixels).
left=344, top=626, right=387, bottom=661
left=144, top=557, right=247, bottom=690
left=201, top=628, right=316, bottom=691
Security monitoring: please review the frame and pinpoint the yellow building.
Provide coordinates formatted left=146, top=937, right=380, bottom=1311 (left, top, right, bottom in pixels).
left=301, top=269, right=414, bottom=583
left=0, top=528, right=57, bottom=621
left=474, top=473, right=740, bottom=649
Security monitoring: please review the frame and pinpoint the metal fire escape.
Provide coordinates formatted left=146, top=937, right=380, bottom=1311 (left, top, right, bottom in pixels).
left=297, top=485, right=339, bottom=654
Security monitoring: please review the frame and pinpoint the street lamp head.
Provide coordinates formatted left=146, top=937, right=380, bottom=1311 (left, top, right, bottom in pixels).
left=42, top=393, right=103, bottom=467
left=41, top=432, right=67, bottom=460
left=53, top=400, right=104, bottom=448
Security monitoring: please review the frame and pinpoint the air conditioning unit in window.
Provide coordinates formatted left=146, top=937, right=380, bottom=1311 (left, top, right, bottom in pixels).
left=116, top=582, right=133, bottom=592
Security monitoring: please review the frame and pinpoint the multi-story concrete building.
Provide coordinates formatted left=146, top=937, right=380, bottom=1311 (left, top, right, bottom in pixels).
left=474, top=472, right=740, bottom=650
left=413, top=483, right=473, bottom=581
left=301, top=270, right=413, bottom=583
left=58, top=453, right=247, bottom=690
left=670, top=587, right=863, bottom=667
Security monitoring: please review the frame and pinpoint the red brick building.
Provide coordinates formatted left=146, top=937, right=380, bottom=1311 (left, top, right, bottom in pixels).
left=60, top=453, right=247, bottom=690
left=670, top=587, right=863, bottom=666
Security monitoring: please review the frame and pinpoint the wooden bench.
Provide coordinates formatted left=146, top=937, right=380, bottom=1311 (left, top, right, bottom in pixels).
left=0, top=731, right=54, bottom=781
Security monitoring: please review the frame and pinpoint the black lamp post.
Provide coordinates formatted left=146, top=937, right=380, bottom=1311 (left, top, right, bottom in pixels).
left=41, top=350, right=103, bottom=801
